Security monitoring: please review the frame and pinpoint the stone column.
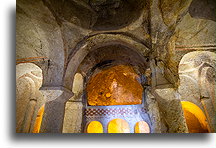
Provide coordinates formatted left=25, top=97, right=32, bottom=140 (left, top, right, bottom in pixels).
left=145, top=89, right=162, bottom=133
left=39, top=86, right=73, bottom=133
left=62, top=101, right=83, bottom=133
left=22, top=99, right=37, bottom=133
left=153, top=88, right=188, bottom=133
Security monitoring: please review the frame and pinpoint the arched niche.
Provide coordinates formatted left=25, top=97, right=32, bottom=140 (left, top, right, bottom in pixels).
left=86, top=121, right=103, bottom=133
left=181, top=101, right=209, bottom=133
left=72, top=73, right=84, bottom=95
left=108, top=118, right=130, bottom=133
left=16, top=63, right=44, bottom=133
left=134, top=121, right=150, bottom=133
left=64, top=34, right=150, bottom=92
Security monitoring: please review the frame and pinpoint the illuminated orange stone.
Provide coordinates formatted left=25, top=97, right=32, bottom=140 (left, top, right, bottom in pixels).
left=108, top=118, right=130, bottom=133
left=135, top=121, right=150, bottom=133
left=87, top=65, right=143, bottom=106
left=181, top=101, right=209, bottom=133
left=32, top=105, right=45, bottom=133
left=87, top=121, right=103, bottom=133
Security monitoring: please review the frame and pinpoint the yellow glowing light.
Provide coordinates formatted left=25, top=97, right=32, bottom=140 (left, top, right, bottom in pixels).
left=181, top=101, right=209, bottom=133
left=135, top=121, right=150, bottom=133
left=87, top=121, right=103, bottom=133
left=32, top=105, right=45, bottom=133
left=108, top=118, right=130, bottom=133
left=87, top=65, right=143, bottom=106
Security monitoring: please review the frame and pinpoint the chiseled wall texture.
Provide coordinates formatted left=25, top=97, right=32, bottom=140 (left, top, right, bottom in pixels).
left=16, top=0, right=215, bottom=133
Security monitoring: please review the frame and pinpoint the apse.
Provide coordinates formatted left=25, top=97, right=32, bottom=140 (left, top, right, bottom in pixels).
left=87, top=65, right=143, bottom=106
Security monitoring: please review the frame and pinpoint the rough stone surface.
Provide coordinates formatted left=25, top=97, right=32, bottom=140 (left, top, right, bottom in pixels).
left=87, top=65, right=143, bottom=106
left=39, top=87, right=73, bottom=133
left=16, top=0, right=215, bottom=133
left=146, top=89, right=162, bottom=133
left=201, top=99, right=216, bottom=132
left=62, top=102, right=83, bottom=133
left=153, top=88, right=188, bottom=133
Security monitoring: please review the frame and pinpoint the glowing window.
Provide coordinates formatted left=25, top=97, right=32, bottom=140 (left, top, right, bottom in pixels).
left=32, top=105, right=45, bottom=133
left=181, top=101, right=209, bottom=133
left=87, top=121, right=103, bottom=133
left=108, top=118, right=130, bottom=133
left=134, top=121, right=150, bottom=133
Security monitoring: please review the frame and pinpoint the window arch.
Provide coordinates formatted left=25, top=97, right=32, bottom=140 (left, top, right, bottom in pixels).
left=181, top=101, right=209, bottom=133
left=108, top=118, right=130, bottom=133
left=86, top=121, right=103, bottom=133
left=134, top=121, right=150, bottom=133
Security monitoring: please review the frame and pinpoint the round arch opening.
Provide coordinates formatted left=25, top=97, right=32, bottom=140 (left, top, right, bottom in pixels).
left=181, top=101, right=209, bottom=133
left=108, top=118, right=130, bottom=133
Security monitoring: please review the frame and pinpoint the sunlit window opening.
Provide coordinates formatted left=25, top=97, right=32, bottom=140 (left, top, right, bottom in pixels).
left=135, top=121, right=150, bottom=133
left=108, top=118, right=130, bottom=133
left=87, top=121, right=103, bottom=133
left=181, top=101, right=209, bottom=133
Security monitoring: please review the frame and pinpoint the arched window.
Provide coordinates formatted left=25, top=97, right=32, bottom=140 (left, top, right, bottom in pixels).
left=108, top=118, right=130, bottom=133
left=32, top=105, right=45, bottom=133
left=181, top=101, right=209, bottom=133
left=86, top=121, right=103, bottom=133
left=134, top=121, right=150, bottom=133
left=72, top=73, right=83, bottom=94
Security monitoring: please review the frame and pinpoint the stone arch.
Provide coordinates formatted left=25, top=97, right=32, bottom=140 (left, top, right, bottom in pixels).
left=64, top=34, right=150, bottom=91
left=178, top=51, right=215, bottom=104
left=178, top=51, right=216, bottom=132
left=63, top=34, right=151, bottom=133
left=16, top=63, right=44, bottom=133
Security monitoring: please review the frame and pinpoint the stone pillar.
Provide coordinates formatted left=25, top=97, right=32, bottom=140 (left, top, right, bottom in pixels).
left=39, top=87, right=73, bottom=133
left=22, top=99, right=37, bottom=133
left=145, top=89, right=162, bottom=133
left=153, top=88, right=188, bottom=133
left=62, top=101, right=83, bottom=133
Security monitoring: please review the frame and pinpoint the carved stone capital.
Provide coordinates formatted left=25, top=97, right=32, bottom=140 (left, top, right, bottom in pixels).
left=40, top=86, right=73, bottom=102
